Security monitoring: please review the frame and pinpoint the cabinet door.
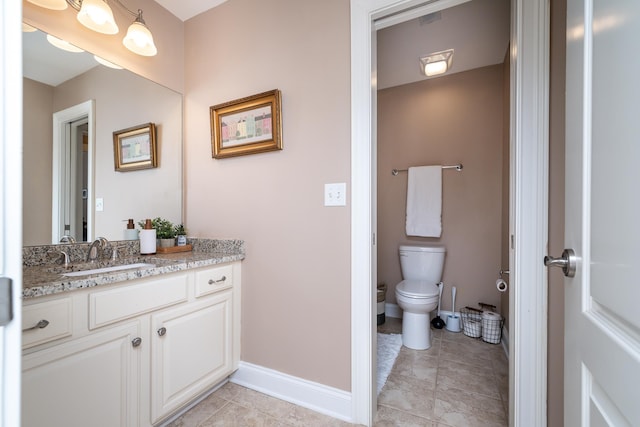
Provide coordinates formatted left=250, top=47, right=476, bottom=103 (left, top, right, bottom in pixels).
left=22, top=321, right=142, bottom=427
left=151, top=290, right=232, bottom=422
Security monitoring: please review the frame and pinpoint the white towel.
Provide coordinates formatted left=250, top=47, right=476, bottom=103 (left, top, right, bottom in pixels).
left=405, top=166, right=442, bottom=237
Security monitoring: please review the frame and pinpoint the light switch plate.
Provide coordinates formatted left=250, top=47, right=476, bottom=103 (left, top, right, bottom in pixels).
left=324, top=183, right=346, bottom=206
left=95, top=198, right=104, bottom=212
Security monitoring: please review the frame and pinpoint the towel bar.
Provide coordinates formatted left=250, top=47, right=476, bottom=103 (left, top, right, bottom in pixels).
left=391, top=164, right=463, bottom=175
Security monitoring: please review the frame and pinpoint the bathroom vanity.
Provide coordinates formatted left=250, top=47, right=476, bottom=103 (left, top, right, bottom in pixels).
left=21, top=240, right=243, bottom=427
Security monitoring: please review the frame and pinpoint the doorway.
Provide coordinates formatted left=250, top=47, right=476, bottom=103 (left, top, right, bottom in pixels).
left=375, top=1, right=510, bottom=423
left=350, top=0, right=550, bottom=425
left=52, top=100, right=94, bottom=244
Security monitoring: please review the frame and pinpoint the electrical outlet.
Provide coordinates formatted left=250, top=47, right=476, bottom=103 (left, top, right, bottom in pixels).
left=95, top=198, right=104, bottom=212
left=324, top=183, right=346, bottom=206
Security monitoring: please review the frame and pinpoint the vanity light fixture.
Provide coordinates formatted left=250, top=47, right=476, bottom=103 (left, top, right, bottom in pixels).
left=94, top=55, right=123, bottom=69
left=76, top=0, right=119, bottom=35
left=419, top=49, right=454, bottom=77
left=26, top=0, right=157, bottom=57
left=26, top=0, right=68, bottom=10
left=122, top=10, right=157, bottom=57
left=46, top=34, right=85, bottom=53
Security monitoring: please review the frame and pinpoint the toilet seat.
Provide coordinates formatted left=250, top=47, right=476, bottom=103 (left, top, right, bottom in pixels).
left=396, top=280, right=439, bottom=298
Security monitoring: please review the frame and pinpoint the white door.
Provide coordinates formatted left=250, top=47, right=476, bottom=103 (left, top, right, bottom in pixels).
left=562, top=0, right=640, bottom=424
left=0, top=2, right=23, bottom=426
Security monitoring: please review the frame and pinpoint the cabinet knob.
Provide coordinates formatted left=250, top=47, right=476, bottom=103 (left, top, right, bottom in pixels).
left=208, top=276, right=226, bottom=285
left=22, top=319, right=49, bottom=332
left=157, top=327, right=167, bottom=337
left=131, top=337, right=142, bottom=347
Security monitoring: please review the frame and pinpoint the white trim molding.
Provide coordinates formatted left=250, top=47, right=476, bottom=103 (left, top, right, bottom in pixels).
left=231, top=362, right=353, bottom=423
left=509, top=0, right=549, bottom=426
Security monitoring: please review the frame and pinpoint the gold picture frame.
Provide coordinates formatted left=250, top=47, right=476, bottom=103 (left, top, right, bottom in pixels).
left=113, top=123, right=157, bottom=171
left=210, top=89, right=283, bottom=159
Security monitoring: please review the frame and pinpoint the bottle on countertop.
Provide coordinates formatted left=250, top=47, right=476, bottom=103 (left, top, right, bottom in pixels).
left=123, top=218, right=139, bottom=240
left=139, top=218, right=156, bottom=255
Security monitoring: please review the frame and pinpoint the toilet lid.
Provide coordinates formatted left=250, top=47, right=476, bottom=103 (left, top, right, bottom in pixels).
left=396, top=280, right=440, bottom=298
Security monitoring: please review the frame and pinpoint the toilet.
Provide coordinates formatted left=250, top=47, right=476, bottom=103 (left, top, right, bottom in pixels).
left=395, top=245, right=446, bottom=350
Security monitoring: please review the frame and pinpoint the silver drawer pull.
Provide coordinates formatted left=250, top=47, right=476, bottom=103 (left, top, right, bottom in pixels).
left=131, top=337, right=142, bottom=347
left=23, top=319, right=50, bottom=332
left=208, top=276, right=226, bottom=285
left=157, top=327, right=167, bottom=337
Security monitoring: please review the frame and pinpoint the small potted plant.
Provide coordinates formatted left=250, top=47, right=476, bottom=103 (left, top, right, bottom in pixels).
left=175, top=224, right=187, bottom=246
left=140, top=217, right=176, bottom=248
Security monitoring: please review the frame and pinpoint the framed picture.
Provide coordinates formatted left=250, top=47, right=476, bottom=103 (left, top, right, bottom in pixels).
left=210, top=89, right=283, bottom=159
left=113, top=123, right=157, bottom=171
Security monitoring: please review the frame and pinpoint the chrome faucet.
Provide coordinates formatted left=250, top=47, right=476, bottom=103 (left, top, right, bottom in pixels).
left=86, top=237, right=109, bottom=262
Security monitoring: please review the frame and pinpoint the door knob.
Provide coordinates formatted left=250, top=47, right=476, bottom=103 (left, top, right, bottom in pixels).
left=544, top=249, right=577, bottom=278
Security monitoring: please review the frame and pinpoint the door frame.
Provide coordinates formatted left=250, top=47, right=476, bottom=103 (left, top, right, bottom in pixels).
left=350, top=0, right=550, bottom=425
left=0, top=0, right=23, bottom=426
left=52, top=100, right=95, bottom=243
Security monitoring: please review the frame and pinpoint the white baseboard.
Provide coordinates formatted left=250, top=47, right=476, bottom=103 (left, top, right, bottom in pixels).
left=384, top=303, right=460, bottom=321
left=385, top=302, right=402, bottom=318
left=230, top=361, right=353, bottom=423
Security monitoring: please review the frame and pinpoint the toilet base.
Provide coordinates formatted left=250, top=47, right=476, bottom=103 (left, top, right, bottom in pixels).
left=401, top=312, right=432, bottom=350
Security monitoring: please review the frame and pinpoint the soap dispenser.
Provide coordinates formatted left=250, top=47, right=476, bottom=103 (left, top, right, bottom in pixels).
left=139, top=218, right=156, bottom=255
left=123, top=219, right=138, bottom=240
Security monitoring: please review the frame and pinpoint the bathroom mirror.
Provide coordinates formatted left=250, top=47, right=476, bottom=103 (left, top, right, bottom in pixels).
left=22, top=26, right=183, bottom=246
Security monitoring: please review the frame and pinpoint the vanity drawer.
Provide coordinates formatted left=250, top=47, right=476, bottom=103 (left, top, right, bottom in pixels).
left=194, top=264, right=233, bottom=298
left=22, top=298, right=73, bottom=349
left=89, top=273, right=189, bottom=329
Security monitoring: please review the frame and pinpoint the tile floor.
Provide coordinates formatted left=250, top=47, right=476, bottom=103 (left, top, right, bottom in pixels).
left=167, top=317, right=508, bottom=427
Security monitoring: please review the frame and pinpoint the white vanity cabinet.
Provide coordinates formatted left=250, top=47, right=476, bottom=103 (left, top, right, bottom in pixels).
left=21, top=261, right=241, bottom=427
left=22, top=320, right=143, bottom=427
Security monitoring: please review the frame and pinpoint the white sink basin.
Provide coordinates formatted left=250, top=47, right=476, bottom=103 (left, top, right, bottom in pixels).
left=62, top=263, right=156, bottom=277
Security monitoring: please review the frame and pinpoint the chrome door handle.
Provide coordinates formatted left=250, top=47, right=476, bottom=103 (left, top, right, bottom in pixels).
left=157, top=327, right=166, bottom=337
left=131, top=337, right=142, bottom=347
left=544, top=249, right=577, bottom=278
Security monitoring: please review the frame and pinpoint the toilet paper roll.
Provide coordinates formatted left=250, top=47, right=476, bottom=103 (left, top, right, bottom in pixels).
left=496, top=279, right=508, bottom=292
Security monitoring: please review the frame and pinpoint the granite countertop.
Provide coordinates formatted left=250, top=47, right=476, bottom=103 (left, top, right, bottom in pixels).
left=23, top=239, right=245, bottom=299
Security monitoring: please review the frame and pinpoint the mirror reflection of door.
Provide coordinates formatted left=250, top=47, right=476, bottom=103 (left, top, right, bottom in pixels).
left=52, top=100, right=94, bottom=244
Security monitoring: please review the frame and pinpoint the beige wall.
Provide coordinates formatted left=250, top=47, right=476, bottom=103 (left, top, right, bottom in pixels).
left=548, top=0, right=566, bottom=424
left=23, top=78, right=54, bottom=246
left=377, top=65, right=506, bottom=313
left=184, top=0, right=352, bottom=391
left=51, top=66, right=183, bottom=240
left=22, top=0, right=184, bottom=93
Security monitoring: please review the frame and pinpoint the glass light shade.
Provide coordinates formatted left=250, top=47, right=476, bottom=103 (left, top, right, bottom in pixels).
left=22, top=23, right=38, bottom=33
left=123, top=22, right=157, bottom=56
left=419, top=49, right=454, bottom=78
left=94, top=55, right=123, bottom=69
left=46, top=34, right=84, bottom=53
left=424, top=60, right=448, bottom=76
left=77, top=0, right=119, bottom=35
left=26, top=0, right=68, bottom=10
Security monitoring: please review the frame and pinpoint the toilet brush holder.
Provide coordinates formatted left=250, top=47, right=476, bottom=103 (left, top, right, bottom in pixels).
left=446, top=314, right=461, bottom=332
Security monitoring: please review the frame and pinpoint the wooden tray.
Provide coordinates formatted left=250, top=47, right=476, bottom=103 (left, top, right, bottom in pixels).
left=156, top=244, right=192, bottom=254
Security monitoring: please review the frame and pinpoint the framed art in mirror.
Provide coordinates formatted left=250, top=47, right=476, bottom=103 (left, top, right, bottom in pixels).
left=210, top=89, right=283, bottom=159
left=113, top=122, right=158, bottom=171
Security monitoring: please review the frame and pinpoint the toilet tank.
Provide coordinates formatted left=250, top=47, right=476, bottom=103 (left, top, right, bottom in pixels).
left=399, top=245, right=446, bottom=282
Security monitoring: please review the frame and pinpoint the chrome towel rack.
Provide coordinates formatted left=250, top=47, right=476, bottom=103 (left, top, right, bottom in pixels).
left=391, top=164, right=463, bottom=176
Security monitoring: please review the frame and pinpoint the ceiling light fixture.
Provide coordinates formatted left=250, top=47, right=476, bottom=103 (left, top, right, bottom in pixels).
left=419, top=49, right=454, bottom=77
left=26, top=0, right=157, bottom=57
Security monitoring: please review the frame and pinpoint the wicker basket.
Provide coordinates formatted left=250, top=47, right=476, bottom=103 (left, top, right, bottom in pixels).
left=460, top=307, right=483, bottom=338
left=481, top=311, right=504, bottom=344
